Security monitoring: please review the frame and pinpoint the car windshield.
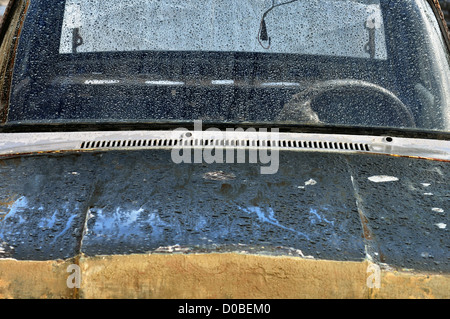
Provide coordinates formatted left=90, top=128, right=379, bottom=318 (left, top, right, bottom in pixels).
left=3, top=0, right=450, bottom=132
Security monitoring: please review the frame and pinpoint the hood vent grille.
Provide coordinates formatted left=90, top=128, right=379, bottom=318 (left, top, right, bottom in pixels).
left=1, top=131, right=447, bottom=161
left=2, top=131, right=447, bottom=161
left=80, top=139, right=178, bottom=149
left=80, top=138, right=370, bottom=152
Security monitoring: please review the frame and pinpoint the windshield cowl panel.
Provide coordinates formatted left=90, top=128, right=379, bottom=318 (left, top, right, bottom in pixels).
left=0, top=130, right=449, bottom=162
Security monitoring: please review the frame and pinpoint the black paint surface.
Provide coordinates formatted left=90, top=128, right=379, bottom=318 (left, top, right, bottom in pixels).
left=0, top=149, right=448, bottom=273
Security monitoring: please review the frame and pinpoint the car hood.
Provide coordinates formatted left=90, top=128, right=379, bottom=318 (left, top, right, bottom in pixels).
left=0, top=149, right=448, bottom=273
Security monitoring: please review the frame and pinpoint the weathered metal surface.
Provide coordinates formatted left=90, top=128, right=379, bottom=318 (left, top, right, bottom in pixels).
left=431, top=0, right=450, bottom=51
left=0, top=150, right=365, bottom=261
left=1, top=254, right=449, bottom=299
left=0, top=258, right=75, bottom=299
left=347, top=155, right=449, bottom=271
left=437, top=1, right=450, bottom=30
left=0, top=0, right=30, bottom=123
left=0, top=149, right=448, bottom=273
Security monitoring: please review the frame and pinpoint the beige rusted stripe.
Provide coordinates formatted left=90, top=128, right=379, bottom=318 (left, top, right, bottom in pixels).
left=1, top=254, right=448, bottom=299
left=0, top=258, right=75, bottom=299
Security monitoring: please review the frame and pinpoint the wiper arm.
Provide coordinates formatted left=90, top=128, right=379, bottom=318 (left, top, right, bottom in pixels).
left=258, top=0, right=300, bottom=49
left=72, top=28, right=84, bottom=53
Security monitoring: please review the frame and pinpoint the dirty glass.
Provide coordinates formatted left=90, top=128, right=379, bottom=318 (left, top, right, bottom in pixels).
left=59, top=0, right=387, bottom=59
left=5, top=0, right=450, bottom=131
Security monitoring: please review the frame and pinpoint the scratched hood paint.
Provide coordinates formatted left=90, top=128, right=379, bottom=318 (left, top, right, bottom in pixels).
left=0, top=150, right=448, bottom=272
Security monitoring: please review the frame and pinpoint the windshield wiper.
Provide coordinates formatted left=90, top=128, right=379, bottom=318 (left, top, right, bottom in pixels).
left=258, top=0, right=301, bottom=49
left=72, top=27, right=84, bottom=53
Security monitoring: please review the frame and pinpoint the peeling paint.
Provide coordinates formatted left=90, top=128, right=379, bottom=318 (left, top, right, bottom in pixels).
left=309, top=208, right=334, bottom=226
left=155, top=244, right=190, bottom=253
left=238, top=206, right=310, bottom=240
left=368, top=175, right=399, bottom=183
left=0, top=196, right=28, bottom=223
left=435, top=223, right=447, bottom=229
left=51, top=215, right=76, bottom=243
left=304, top=178, right=317, bottom=186
left=88, top=207, right=169, bottom=239
left=0, top=149, right=447, bottom=272
left=203, top=171, right=236, bottom=181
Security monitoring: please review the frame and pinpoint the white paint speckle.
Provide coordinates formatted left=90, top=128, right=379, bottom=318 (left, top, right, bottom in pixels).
left=304, top=179, right=317, bottom=186
left=432, top=208, right=444, bottom=213
left=0, top=242, right=6, bottom=254
left=421, top=183, right=431, bottom=187
left=295, top=249, right=314, bottom=259
left=421, top=252, right=430, bottom=258
left=435, top=223, right=447, bottom=229
left=423, top=193, right=434, bottom=196
left=368, top=175, right=399, bottom=183
left=155, top=244, right=189, bottom=253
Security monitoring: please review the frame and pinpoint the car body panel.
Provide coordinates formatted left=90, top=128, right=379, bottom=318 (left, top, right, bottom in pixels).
left=0, top=149, right=448, bottom=273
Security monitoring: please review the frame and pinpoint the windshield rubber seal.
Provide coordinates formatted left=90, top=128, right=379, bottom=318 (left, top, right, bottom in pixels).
left=0, top=121, right=449, bottom=141
left=427, top=0, right=450, bottom=51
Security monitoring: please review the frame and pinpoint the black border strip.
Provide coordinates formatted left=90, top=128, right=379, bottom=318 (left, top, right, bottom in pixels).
left=0, top=122, right=449, bottom=140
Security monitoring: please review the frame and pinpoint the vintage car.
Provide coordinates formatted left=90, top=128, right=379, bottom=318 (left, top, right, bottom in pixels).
left=0, top=0, right=449, bottom=299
